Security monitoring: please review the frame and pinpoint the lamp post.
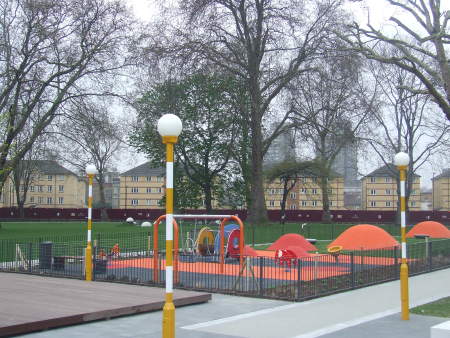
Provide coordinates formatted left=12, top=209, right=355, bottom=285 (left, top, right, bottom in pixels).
left=85, top=164, right=97, bottom=281
left=394, top=151, right=410, bottom=320
left=157, top=114, right=182, bottom=338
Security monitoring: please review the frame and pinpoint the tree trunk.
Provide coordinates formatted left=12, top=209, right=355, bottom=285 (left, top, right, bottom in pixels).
left=320, top=176, right=331, bottom=223
left=247, top=83, right=268, bottom=224
left=204, top=183, right=213, bottom=213
left=18, top=202, right=25, bottom=219
left=98, top=179, right=108, bottom=221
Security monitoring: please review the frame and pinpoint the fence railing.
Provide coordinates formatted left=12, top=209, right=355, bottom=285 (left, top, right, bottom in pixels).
left=1, top=237, right=449, bottom=301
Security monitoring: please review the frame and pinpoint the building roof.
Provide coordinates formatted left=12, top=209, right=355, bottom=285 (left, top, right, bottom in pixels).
left=13, top=160, right=76, bottom=176
left=363, top=164, right=420, bottom=178
left=433, top=169, right=450, bottom=180
left=120, top=162, right=165, bottom=177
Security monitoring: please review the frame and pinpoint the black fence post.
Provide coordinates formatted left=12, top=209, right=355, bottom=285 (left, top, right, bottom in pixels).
left=350, top=252, right=355, bottom=289
left=259, top=257, right=264, bottom=297
left=428, top=241, right=433, bottom=272
left=297, top=259, right=302, bottom=301
left=28, top=242, right=32, bottom=273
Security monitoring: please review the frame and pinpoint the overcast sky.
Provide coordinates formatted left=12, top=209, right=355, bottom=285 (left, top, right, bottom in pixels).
left=120, top=0, right=448, bottom=189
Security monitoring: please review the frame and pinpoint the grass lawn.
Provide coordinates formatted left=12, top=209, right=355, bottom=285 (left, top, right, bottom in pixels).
left=411, top=297, right=450, bottom=318
left=0, top=221, right=150, bottom=240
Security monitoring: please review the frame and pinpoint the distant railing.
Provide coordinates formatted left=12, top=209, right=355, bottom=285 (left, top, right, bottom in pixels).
left=1, top=235, right=449, bottom=301
left=0, top=207, right=448, bottom=224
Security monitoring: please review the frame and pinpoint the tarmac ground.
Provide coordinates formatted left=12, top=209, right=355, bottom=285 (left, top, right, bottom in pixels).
left=19, top=268, right=450, bottom=338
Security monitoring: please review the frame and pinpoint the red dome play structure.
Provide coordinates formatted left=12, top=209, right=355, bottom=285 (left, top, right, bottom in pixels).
left=267, top=233, right=317, bottom=252
left=406, top=221, right=450, bottom=238
left=328, top=224, right=399, bottom=250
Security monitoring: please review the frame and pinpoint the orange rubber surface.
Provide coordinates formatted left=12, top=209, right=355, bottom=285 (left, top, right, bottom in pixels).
left=107, top=253, right=402, bottom=282
left=328, top=224, right=399, bottom=250
left=406, top=221, right=450, bottom=238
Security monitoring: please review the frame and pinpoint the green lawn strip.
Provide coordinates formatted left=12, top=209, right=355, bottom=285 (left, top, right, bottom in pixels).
left=411, top=297, right=450, bottom=318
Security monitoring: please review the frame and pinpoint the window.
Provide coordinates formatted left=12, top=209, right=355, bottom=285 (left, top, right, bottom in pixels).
left=146, top=199, right=152, bottom=205
left=329, top=201, right=333, bottom=206
left=385, top=177, right=391, bottom=183
left=131, top=199, right=139, bottom=205
left=312, top=201, right=318, bottom=207
left=47, top=185, right=52, bottom=192
left=411, top=190, right=416, bottom=195
left=385, top=189, right=391, bottom=195
left=370, top=177, right=376, bottom=183
left=47, top=197, right=52, bottom=204
left=30, top=186, right=34, bottom=192
left=47, top=175, right=52, bottom=181
left=328, top=188, right=333, bottom=194
left=131, top=176, right=139, bottom=182
left=269, top=200, right=275, bottom=207
left=147, top=187, right=152, bottom=193
left=370, top=189, right=376, bottom=195
left=312, top=177, right=318, bottom=183
left=146, top=176, right=152, bottom=182
left=410, top=201, right=416, bottom=207
left=301, top=188, right=307, bottom=194
left=385, top=201, right=391, bottom=207
left=278, top=189, right=283, bottom=194
left=131, top=187, right=139, bottom=193
left=38, top=197, right=43, bottom=204
left=58, top=197, right=64, bottom=204
left=38, top=185, right=43, bottom=192
left=370, top=201, right=376, bottom=207
left=290, top=193, right=296, bottom=199
left=20, top=185, right=25, bottom=192
left=301, top=201, right=307, bottom=207
left=58, top=175, right=65, bottom=181
left=156, top=187, right=162, bottom=193
left=289, top=204, right=296, bottom=210
left=30, top=196, right=34, bottom=203
left=59, top=185, right=64, bottom=192
left=156, top=176, right=164, bottom=182
left=269, top=188, right=276, bottom=195
left=300, top=177, right=307, bottom=183
left=312, top=188, right=317, bottom=195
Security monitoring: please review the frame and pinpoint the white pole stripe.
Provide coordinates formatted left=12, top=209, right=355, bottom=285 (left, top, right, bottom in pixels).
left=166, top=162, right=173, bottom=188
left=88, top=185, right=93, bottom=197
left=88, top=208, right=92, bottom=219
left=401, top=213, right=405, bottom=227
left=166, top=214, right=173, bottom=240
left=166, top=266, right=173, bottom=292
left=402, top=242, right=406, bottom=258
left=400, top=181, right=405, bottom=198
left=88, top=229, right=91, bottom=242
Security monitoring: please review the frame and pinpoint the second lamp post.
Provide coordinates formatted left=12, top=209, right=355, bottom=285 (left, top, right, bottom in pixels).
left=157, top=114, right=182, bottom=338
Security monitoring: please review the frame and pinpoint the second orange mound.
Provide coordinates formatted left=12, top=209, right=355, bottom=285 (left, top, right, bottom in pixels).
left=328, top=224, right=399, bottom=250
left=406, top=221, right=450, bottom=238
left=268, top=233, right=317, bottom=252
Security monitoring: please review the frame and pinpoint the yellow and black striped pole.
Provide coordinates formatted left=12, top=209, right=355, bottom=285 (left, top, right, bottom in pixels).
left=158, top=114, right=182, bottom=338
left=85, top=165, right=97, bottom=281
left=394, top=152, right=410, bottom=320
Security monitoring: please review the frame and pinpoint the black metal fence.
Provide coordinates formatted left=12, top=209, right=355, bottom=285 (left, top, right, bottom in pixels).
left=1, top=236, right=449, bottom=301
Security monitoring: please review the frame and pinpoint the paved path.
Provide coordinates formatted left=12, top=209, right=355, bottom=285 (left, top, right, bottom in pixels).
left=20, top=268, right=450, bottom=337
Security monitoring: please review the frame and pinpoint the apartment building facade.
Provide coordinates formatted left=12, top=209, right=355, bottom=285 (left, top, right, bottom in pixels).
left=432, top=169, right=450, bottom=211
left=361, top=164, right=421, bottom=210
left=1, top=160, right=86, bottom=208
left=265, top=173, right=345, bottom=210
left=119, top=162, right=165, bottom=209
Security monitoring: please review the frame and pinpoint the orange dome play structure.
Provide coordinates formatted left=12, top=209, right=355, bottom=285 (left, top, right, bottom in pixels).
left=267, top=233, right=317, bottom=252
left=328, top=224, right=399, bottom=250
left=406, top=221, right=450, bottom=238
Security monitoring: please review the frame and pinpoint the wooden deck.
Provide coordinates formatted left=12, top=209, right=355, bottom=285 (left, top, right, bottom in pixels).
left=0, top=273, right=211, bottom=337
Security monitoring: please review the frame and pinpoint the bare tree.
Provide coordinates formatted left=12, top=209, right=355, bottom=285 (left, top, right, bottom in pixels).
left=57, top=98, right=124, bottom=220
left=364, top=63, right=450, bottom=206
left=291, top=53, right=375, bottom=221
left=340, top=0, right=450, bottom=121
left=0, top=0, right=134, bottom=198
left=147, top=0, right=346, bottom=224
